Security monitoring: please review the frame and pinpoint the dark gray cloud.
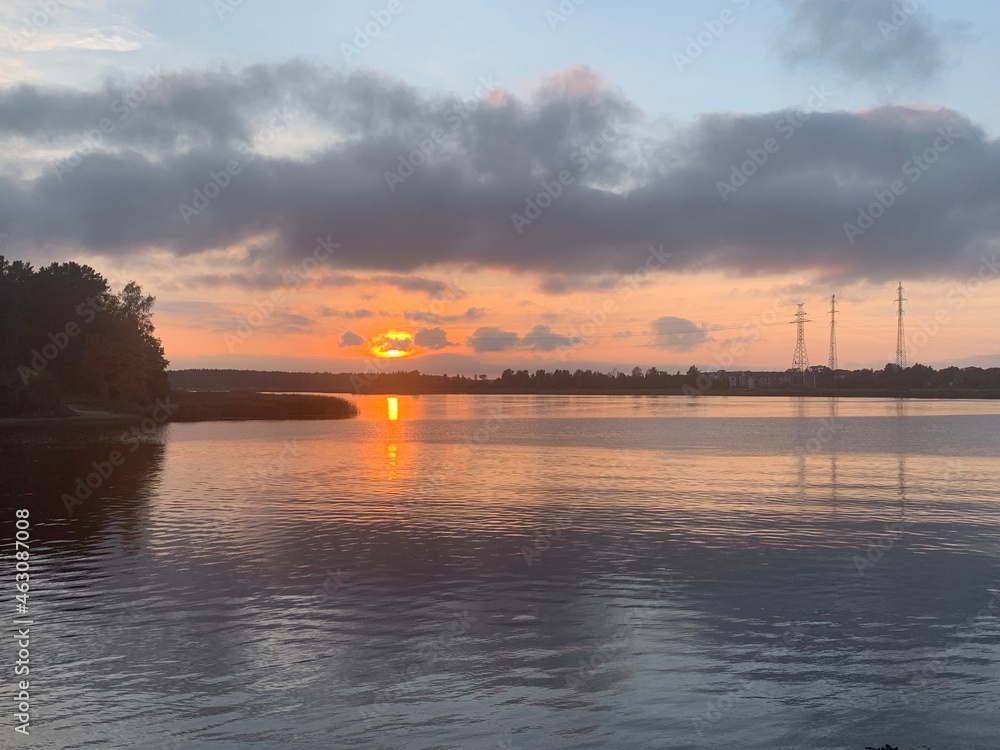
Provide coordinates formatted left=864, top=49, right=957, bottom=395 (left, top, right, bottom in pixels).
left=1, top=62, right=998, bottom=283
left=413, top=327, right=456, bottom=350
left=338, top=330, right=364, bottom=347
left=777, top=0, right=972, bottom=90
left=650, top=316, right=712, bottom=351
left=467, top=326, right=519, bottom=353
left=0, top=62, right=340, bottom=150
left=521, top=324, right=581, bottom=352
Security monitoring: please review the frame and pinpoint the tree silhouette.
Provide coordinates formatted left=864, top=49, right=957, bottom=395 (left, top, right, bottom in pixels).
left=0, top=257, right=169, bottom=415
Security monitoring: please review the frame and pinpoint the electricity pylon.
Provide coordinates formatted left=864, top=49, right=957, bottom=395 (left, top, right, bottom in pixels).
left=895, top=283, right=907, bottom=369
left=792, top=304, right=811, bottom=372
left=828, top=295, right=838, bottom=371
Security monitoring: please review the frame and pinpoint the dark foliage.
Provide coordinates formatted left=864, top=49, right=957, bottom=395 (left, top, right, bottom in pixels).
left=0, top=256, right=169, bottom=416
left=169, top=391, right=357, bottom=421
left=168, top=363, right=1000, bottom=396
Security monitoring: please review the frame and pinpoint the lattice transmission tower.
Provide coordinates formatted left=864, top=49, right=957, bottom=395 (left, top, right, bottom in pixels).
left=895, top=282, right=907, bottom=369
left=792, top=303, right=811, bottom=372
left=828, top=295, right=838, bottom=370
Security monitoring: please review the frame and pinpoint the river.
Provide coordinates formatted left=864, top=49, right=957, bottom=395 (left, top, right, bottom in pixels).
left=2, top=395, right=999, bottom=749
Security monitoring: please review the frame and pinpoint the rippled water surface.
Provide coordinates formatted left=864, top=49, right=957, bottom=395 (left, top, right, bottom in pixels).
left=3, top=395, right=1000, bottom=749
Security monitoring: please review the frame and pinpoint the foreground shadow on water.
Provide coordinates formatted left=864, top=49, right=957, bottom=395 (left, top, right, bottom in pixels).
left=0, top=423, right=166, bottom=554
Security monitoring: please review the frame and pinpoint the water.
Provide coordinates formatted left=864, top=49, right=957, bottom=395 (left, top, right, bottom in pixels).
left=2, top=395, right=999, bottom=749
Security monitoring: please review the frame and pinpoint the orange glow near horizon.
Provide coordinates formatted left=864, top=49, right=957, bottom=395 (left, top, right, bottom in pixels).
left=147, top=262, right=1000, bottom=371
left=371, top=330, right=415, bottom=359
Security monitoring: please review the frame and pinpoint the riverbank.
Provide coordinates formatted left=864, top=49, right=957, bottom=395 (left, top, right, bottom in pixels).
left=0, top=391, right=358, bottom=426
left=192, top=386, right=1000, bottom=399
left=488, top=387, right=1000, bottom=398
left=168, top=391, right=358, bottom=421
left=0, top=405, right=139, bottom=427
left=706, top=388, right=1000, bottom=399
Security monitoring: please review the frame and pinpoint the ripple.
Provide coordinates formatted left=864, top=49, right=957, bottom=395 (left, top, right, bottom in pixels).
left=3, top=396, right=1000, bottom=748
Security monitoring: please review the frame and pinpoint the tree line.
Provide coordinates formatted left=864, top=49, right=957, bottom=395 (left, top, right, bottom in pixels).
left=0, top=257, right=169, bottom=416
left=169, top=363, right=1000, bottom=395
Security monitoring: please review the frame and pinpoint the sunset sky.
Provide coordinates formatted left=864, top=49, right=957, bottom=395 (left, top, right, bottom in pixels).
left=2, top=0, right=999, bottom=374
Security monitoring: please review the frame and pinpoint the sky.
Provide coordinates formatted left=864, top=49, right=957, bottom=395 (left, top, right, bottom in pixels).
left=1, top=0, right=999, bottom=375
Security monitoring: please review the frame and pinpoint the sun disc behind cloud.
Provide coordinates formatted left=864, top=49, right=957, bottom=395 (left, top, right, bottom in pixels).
left=370, top=330, right=415, bottom=358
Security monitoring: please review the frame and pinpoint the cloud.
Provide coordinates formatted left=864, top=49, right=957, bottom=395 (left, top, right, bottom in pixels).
left=404, top=307, right=485, bottom=325
left=338, top=330, right=364, bottom=347
left=321, top=307, right=381, bottom=319
left=370, top=333, right=412, bottom=354
left=413, top=327, right=456, bottom=350
left=521, top=325, right=581, bottom=352
left=267, top=311, right=315, bottom=333
left=650, top=316, right=712, bottom=352
left=370, top=275, right=463, bottom=299
left=0, top=62, right=998, bottom=283
left=156, top=298, right=316, bottom=334
left=15, top=27, right=149, bottom=53
left=537, top=275, right=628, bottom=295
left=0, top=0, right=151, bottom=67
left=467, top=327, right=520, bottom=353
left=777, top=0, right=972, bottom=90
left=185, top=268, right=459, bottom=297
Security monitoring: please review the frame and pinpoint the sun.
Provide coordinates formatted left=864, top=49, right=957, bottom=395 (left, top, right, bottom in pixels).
left=370, top=330, right=414, bottom=359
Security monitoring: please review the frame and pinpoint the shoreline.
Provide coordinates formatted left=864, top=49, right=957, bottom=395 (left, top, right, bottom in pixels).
left=0, top=407, right=140, bottom=427
left=269, top=387, right=1000, bottom=399
left=0, top=392, right=359, bottom=426
left=4, top=389, right=999, bottom=426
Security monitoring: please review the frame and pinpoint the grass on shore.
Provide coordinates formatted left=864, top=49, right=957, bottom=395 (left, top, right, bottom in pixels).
left=168, top=391, right=358, bottom=422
